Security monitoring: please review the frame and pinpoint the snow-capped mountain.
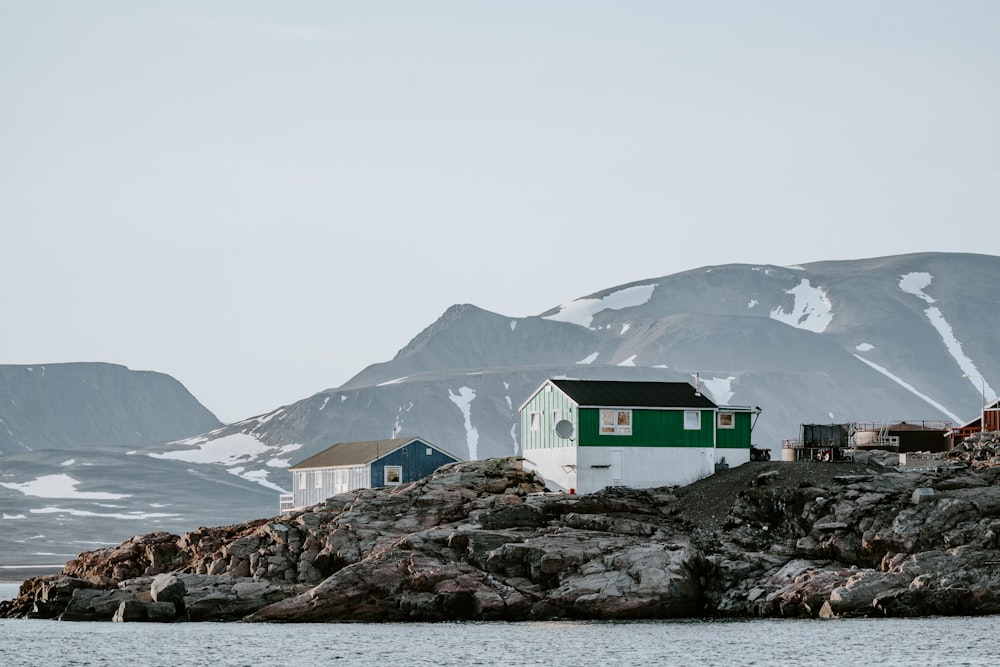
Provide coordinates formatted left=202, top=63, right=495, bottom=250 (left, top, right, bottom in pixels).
left=3, top=252, right=997, bottom=571
left=151, top=252, right=1000, bottom=492
left=0, top=363, right=263, bottom=573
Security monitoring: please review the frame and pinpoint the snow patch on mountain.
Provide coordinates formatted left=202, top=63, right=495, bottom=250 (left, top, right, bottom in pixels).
left=769, top=279, right=833, bottom=333
left=703, top=376, right=736, bottom=405
left=449, top=386, right=479, bottom=459
left=576, top=352, right=599, bottom=365
left=618, top=355, right=637, bottom=367
left=29, top=506, right=180, bottom=520
left=899, top=272, right=997, bottom=402
left=0, top=474, right=130, bottom=501
left=150, top=433, right=302, bottom=474
left=852, top=354, right=962, bottom=422
left=542, top=284, right=657, bottom=328
left=856, top=343, right=874, bottom=352
left=899, top=272, right=935, bottom=302
left=228, top=467, right=288, bottom=493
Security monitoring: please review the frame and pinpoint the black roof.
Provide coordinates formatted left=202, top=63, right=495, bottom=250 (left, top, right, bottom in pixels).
left=549, top=379, right=717, bottom=409
left=289, top=437, right=460, bottom=470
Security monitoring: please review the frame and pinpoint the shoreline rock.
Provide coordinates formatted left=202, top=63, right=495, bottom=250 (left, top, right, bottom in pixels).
left=3, top=449, right=999, bottom=622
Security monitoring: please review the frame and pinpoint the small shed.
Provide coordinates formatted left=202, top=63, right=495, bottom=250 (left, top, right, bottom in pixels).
left=281, top=437, right=461, bottom=511
left=952, top=399, right=1000, bottom=446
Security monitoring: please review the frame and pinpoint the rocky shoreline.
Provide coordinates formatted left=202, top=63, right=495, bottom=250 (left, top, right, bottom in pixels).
left=3, top=433, right=1000, bottom=623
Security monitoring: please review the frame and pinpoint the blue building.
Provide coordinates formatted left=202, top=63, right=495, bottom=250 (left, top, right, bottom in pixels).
left=280, top=437, right=461, bottom=511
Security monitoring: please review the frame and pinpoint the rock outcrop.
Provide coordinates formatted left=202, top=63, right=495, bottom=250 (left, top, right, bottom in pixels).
left=3, top=451, right=1000, bottom=622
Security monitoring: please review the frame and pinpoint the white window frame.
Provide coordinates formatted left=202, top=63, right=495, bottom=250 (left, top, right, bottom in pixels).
left=552, top=409, right=562, bottom=428
left=384, top=465, right=403, bottom=485
left=600, top=409, right=632, bottom=435
left=530, top=411, right=541, bottom=431
left=297, top=472, right=307, bottom=490
left=314, top=471, right=323, bottom=488
left=718, top=411, right=735, bottom=429
left=684, top=410, right=701, bottom=430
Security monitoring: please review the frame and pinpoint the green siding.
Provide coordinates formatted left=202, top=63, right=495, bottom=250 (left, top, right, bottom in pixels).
left=521, top=383, right=578, bottom=449
left=716, top=410, right=753, bottom=449
left=578, top=407, right=715, bottom=448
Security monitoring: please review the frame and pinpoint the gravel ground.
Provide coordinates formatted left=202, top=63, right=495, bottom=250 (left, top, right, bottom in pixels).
left=671, top=457, right=880, bottom=533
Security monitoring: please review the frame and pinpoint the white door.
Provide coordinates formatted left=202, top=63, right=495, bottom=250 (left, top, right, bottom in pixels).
left=334, top=469, right=348, bottom=494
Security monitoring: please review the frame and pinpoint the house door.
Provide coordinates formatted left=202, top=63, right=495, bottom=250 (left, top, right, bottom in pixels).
left=334, top=469, right=349, bottom=494
left=610, top=449, right=623, bottom=482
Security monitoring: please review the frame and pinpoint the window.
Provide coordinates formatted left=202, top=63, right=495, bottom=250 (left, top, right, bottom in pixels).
left=297, top=472, right=307, bottom=490
left=426, top=447, right=432, bottom=456
left=530, top=411, right=541, bottom=431
left=314, top=471, right=323, bottom=488
left=552, top=409, right=562, bottom=427
left=600, top=409, right=632, bottom=435
left=718, top=412, right=735, bottom=429
left=384, top=465, right=402, bottom=485
left=684, top=410, right=701, bottom=430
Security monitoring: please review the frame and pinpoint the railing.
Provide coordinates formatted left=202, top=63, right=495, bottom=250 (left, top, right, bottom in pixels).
left=852, top=420, right=952, bottom=432
left=951, top=425, right=981, bottom=446
left=278, top=493, right=295, bottom=513
left=781, top=438, right=850, bottom=462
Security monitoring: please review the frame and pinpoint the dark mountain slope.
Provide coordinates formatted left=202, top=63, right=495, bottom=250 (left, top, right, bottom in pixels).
left=0, top=363, right=222, bottom=456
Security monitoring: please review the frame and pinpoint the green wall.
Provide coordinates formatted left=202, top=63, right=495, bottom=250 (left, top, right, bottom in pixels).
left=715, top=410, right=753, bottom=449
left=578, top=407, right=715, bottom=448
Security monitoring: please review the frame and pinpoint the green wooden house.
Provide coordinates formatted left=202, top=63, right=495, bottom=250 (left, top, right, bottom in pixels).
left=519, top=379, right=759, bottom=493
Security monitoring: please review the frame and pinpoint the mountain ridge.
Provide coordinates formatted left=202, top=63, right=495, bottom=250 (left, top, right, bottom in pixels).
left=0, top=362, right=222, bottom=456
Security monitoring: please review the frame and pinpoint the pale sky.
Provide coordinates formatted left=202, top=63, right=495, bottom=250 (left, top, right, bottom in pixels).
left=3, top=1, right=998, bottom=422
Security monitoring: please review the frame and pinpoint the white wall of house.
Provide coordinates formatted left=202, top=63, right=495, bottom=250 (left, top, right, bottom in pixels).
left=522, top=445, right=578, bottom=493
left=523, top=445, right=719, bottom=494
left=292, top=464, right=369, bottom=508
left=576, top=447, right=716, bottom=493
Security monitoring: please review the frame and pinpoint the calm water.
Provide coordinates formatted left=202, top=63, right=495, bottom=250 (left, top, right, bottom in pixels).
left=2, top=583, right=998, bottom=666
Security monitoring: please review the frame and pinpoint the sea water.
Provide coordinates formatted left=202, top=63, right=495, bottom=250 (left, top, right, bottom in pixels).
left=1, top=583, right=997, bottom=666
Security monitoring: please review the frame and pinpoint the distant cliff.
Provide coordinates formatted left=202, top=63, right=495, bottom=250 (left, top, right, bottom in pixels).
left=4, top=434, right=999, bottom=622
left=0, top=362, right=222, bottom=455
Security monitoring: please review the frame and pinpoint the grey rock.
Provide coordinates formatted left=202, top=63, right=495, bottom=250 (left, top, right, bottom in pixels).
left=150, top=573, right=185, bottom=604
left=7, top=455, right=1000, bottom=623
left=112, top=600, right=148, bottom=623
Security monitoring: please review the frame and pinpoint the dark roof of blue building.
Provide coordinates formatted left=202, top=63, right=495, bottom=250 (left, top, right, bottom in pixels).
left=290, top=437, right=460, bottom=470
left=549, top=379, right=718, bottom=409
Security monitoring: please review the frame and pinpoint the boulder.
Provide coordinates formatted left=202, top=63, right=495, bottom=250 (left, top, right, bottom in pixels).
left=150, top=573, right=185, bottom=604
left=112, top=600, right=148, bottom=623
left=59, top=588, right=130, bottom=621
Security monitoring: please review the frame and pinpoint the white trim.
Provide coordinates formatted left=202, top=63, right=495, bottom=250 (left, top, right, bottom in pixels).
left=530, top=411, right=541, bottom=431
left=384, top=465, right=403, bottom=485
left=599, top=409, right=632, bottom=435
